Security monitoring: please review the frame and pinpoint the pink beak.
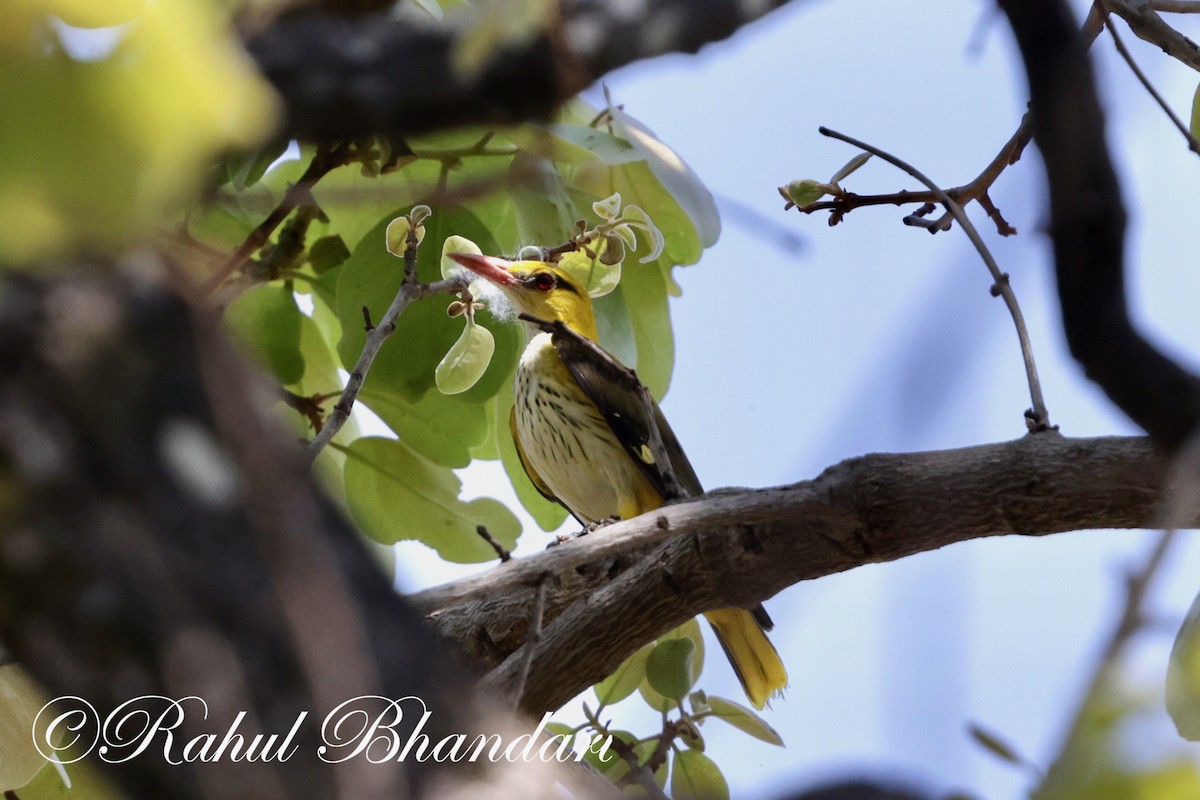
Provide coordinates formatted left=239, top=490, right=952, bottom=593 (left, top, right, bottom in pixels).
left=446, top=252, right=519, bottom=287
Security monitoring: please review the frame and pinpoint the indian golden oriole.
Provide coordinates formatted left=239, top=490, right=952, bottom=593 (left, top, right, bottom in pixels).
left=448, top=252, right=788, bottom=709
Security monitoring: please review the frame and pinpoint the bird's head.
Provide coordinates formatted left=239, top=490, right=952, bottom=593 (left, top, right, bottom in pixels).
left=447, top=253, right=599, bottom=341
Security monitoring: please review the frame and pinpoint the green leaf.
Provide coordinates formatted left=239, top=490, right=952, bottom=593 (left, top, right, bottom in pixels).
left=501, top=124, right=640, bottom=165
left=1191, top=81, right=1200, bottom=143
left=0, top=665, right=48, bottom=792
left=618, top=261, right=674, bottom=400
left=224, top=283, right=305, bottom=385
left=308, top=235, right=351, bottom=275
left=441, top=234, right=482, bottom=279
left=640, top=620, right=706, bottom=711
left=1168, top=588, right=1200, bottom=740
left=584, top=729, right=634, bottom=775
left=342, top=437, right=521, bottom=563
left=359, top=388, right=491, bottom=469
left=829, top=152, right=871, bottom=187
left=334, top=206, right=512, bottom=403
left=705, top=696, right=784, bottom=747
left=671, top=750, right=729, bottom=800
left=436, top=320, right=496, bottom=395
left=645, top=638, right=696, bottom=702
left=510, top=153, right=583, bottom=248
left=595, top=643, right=652, bottom=706
left=227, top=138, right=291, bottom=191
left=782, top=179, right=828, bottom=208
left=607, top=105, right=720, bottom=254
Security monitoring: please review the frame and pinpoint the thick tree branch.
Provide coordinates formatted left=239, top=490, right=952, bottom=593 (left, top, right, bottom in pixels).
left=0, top=265, right=494, bottom=800
left=247, top=0, right=797, bottom=140
left=999, top=0, right=1200, bottom=452
left=417, top=434, right=1184, bottom=715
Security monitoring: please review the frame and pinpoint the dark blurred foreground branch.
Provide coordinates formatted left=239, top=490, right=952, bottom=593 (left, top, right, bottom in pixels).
left=998, top=0, right=1200, bottom=451
left=247, top=0, right=798, bottom=140
left=0, top=263, right=563, bottom=800
left=416, top=434, right=1187, bottom=715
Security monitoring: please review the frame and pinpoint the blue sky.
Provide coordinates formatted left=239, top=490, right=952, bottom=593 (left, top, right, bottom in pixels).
left=395, top=1, right=1200, bottom=796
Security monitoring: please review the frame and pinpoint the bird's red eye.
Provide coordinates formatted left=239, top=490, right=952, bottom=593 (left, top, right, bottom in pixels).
left=532, top=273, right=555, bottom=291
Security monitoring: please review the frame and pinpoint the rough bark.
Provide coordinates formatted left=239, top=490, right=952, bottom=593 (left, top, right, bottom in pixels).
left=246, top=0, right=797, bottom=140
left=414, top=434, right=1182, bottom=714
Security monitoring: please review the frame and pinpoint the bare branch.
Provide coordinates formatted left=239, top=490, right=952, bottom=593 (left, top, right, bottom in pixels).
left=1105, top=0, right=1200, bottom=72
left=1105, top=17, right=1200, bottom=154
left=1000, top=0, right=1200, bottom=451
left=818, top=126, right=1052, bottom=431
left=415, top=435, right=1183, bottom=714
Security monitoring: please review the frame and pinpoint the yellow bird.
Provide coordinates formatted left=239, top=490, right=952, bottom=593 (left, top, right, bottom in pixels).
left=449, top=252, right=788, bottom=709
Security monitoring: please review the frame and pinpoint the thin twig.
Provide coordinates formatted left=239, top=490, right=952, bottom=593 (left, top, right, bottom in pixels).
left=1105, top=0, right=1200, bottom=73
left=790, top=7, right=1116, bottom=235
left=305, top=233, right=468, bottom=459
left=511, top=575, right=550, bottom=712
left=476, top=525, right=512, bottom=563
left=819, top=127, right=1052, bottom=431
left=1106, top=17, right=1200, bottom=154
left=201, top=143, right=353, bottom=294
left=1032, top=529, right=1179, bottom=799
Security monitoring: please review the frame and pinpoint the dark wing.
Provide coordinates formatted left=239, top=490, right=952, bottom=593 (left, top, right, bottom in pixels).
left=530, top=317, right=703, bottom=500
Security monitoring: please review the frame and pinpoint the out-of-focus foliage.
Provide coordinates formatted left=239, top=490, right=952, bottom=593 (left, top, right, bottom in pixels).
left=1167, top=589, right=1200, bottom=740
left=0, top=0, right=276, bottom=264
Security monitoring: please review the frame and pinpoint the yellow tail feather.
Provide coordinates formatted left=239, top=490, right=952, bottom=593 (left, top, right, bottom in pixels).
left=705, top=608, right=788, bottom=710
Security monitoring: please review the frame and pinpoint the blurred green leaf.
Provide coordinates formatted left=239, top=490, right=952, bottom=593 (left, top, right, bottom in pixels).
left=342, top=437, right=520, bottom=563
left=308, top=235, right=351, bottom=275
left=595, top=643, right=652, bottom=706
left=705, top=696, right=784, bottom=747
left=224, top=283, right=305, bottom=385
left=0, top=0, right=275, bottom=265
left=0, top=665, right=48, bottom=792
left=227, top=138, right=291, bottom=191
left=1168, top=589, right=1200, bottom=740
left=671, top=749, right=729, bottom=800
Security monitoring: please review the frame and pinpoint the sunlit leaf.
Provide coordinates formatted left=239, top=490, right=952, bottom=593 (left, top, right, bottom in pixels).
left=607, top=103, right=720, bottom=254
left=441, top=234, right=482, bottom=279
left=671, top=750, right=729, bottom=800
left=781, top=179, right=828, bottom=208
left=224, top=283, right=305, bottom=385
left=435, top=320, right=496, bottom=395
left=829, top=152, right=872, bottom=186
left=705, top=696, right=784, bottom=747
left=343, top=437, right=520, bottom=563
left=595, top=643, right=652, bottom=706
left=557, top=249, right=621, bottom=298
